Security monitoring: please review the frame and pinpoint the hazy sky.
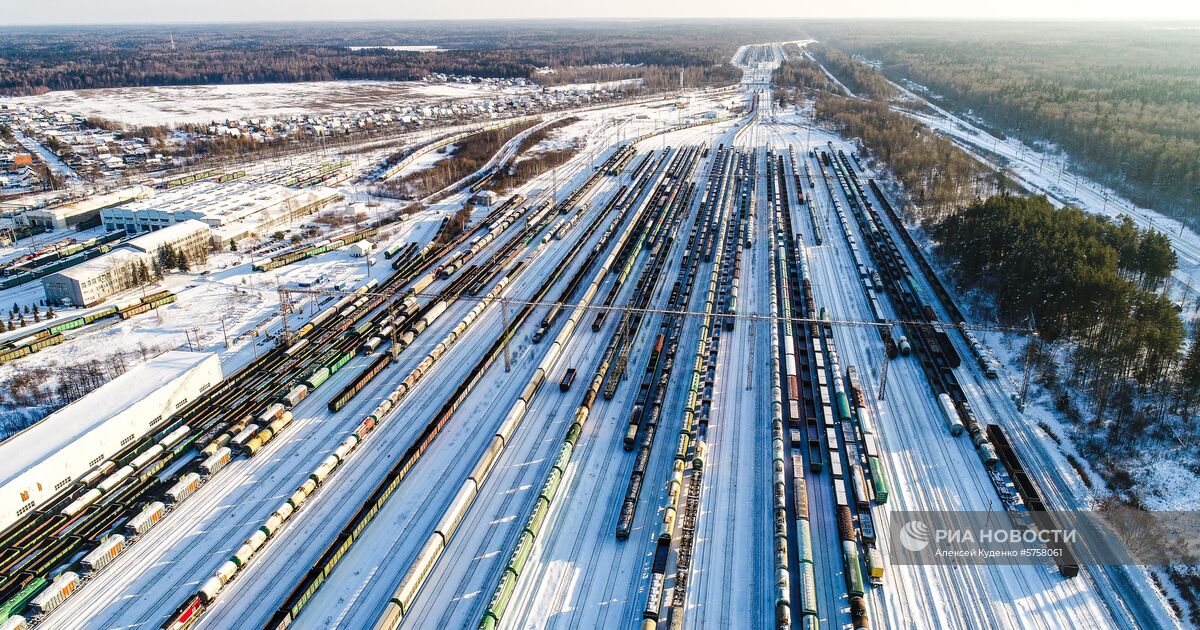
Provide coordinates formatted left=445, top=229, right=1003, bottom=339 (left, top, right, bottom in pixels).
left=4, top=0, right=1200, bottom=23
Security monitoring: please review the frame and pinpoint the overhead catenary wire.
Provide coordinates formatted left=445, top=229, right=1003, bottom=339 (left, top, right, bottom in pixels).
left=270, top=284, right=1036, bottom=335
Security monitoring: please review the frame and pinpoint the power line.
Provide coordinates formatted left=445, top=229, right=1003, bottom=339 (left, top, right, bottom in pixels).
left=274, top=283, right=1033, bottom=335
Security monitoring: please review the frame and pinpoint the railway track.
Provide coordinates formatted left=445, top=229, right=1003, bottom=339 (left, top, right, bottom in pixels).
left=0, top=191, right=562, bottom=626
left=255, top=146, right=653, bottom=630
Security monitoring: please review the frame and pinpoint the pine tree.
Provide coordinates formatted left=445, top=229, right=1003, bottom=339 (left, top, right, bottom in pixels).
left=158, top=246, right=174, bottom=271
left=1180, top=326, right=1200, bottom=411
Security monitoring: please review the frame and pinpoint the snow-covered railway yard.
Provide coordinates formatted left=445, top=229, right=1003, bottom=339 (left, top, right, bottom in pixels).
left=0, top=42, right=1180, bottom=630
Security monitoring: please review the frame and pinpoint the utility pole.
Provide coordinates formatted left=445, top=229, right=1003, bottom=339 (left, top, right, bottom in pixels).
left=220, top=317, right=229, bottom=349
left=277, top=285, right=292, bottom=348
left=389, top=298, right=401, bottom=359
left=877, top=343, right=889, bottom=401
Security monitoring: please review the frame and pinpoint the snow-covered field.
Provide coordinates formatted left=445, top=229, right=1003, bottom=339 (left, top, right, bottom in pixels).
left=3, top=80, right=535, bottom=126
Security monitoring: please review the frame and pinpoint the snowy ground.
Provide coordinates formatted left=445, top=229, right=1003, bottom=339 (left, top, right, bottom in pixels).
left=778, top=121, right=1150, bottom=629
left=878, top=78, right=1200, bottom=312
left=3, top=47, right=1181, bottom=630
left=800, top=39, right=1200, bottom=512
left=3, top=80, right=539, bottom=126
left=16, top=89, right=729, bottom=628
left=0, top=201, right=441, bottom=421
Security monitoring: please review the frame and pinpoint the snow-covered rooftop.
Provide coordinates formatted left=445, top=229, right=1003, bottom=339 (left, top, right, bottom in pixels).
left=0, top=351, right=219, bottom=487
left=25, top=185, right=152, bottom=220
left=51, top=247, right=149, bottom=283
left=125, top=219, right=209, bottom=253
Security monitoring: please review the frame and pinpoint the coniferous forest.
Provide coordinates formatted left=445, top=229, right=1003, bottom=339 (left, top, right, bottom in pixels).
left=804, top=21, right=1200, bottom=226
left=0, top=21, right=782, bottom=96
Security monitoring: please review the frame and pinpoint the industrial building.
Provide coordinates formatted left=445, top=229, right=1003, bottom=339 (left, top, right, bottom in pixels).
left=0, top=351, right=221, bottom=532
left=41, top=220, right=210, bottom=306
left=20, top=186, right=153, bottom=230
left=101, top=180, right=341, bottom=247
left=124, top=219, right=211, bottom=261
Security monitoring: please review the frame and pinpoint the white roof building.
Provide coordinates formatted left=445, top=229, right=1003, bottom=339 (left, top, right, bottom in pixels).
left=42, top=220, right=211, bottom=306
left=0, top=351, right=222, bottom=531
left=125, top=219, right=211, bottom=255
left=101, top=180, right=340, bottom=246
left=20, top=186, right=153, bottom=230
left=41, top=248, right=152, bottom=306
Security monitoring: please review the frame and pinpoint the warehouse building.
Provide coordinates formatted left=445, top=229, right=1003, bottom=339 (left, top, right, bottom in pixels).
left=20, top=185, right=152, bottom=230
left=101, top=180, right=340, bottom=247
left=41, top=220, right=210, bottom=306
left=41, top=249, right=153, bottom=307
left=125, top=219, right=211, bottom=262
left=0, top=351, right=221, bottom=532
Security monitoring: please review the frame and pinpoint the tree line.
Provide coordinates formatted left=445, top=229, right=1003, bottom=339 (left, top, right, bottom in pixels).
left=490, top=117, right=582, bottom=192
left=804, top=20, right=1200, bottom=227
left=798, top=46, right=1200, bottom=501
left=773, top=52, right=831, bottom=93
left=0, top=21, right=792, bottom=95
left=813, top=93, right=999, bottom=219
left=380, top=120, right=538, bottom=199
left=805, top=44, right=895, bottom=100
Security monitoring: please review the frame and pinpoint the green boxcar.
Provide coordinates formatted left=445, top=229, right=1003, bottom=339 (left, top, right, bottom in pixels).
left=800, top=561, right=818, bottom=617
left=798, top=520, right=814, bottom=565
left=843, top=542, right=865, bottom=596
left=868, top=456, right=890, bottom=503
left=305, top=367, right=331, bottom=390
left=0, top=575, right=47, bottom=621
left=835, top=392, right=852, bottom=422
left=49, top=317, right=85, bottom=335
left=330, top=351, right=354, bottom=374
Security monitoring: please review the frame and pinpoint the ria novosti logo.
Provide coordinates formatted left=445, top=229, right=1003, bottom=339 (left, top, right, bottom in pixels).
left=899, top=519, right=931, bottom=552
